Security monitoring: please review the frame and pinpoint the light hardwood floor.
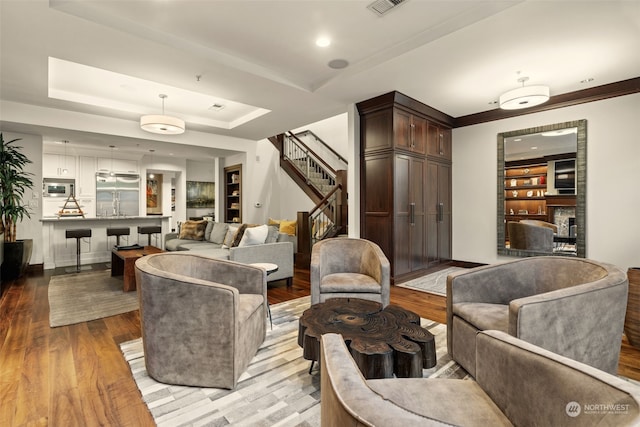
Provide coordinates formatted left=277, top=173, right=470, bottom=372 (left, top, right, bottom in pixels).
left=1, top=264, right=639, bottom=426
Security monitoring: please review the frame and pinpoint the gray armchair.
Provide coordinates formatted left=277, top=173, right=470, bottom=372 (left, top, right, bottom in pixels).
left=507, top=221, right=554, bottom=252
left=520, top=219, right=559, bottom=233
left=311, top=237, right=390, bottom=307
left=447, top=256, right=628, bottom=376
left=135, top=252, right=267, bottom=389
left=320, top=331, right=640, bottom=426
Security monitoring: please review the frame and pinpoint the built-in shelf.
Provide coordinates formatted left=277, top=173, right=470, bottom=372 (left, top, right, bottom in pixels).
left=224, top=164, right=242, bottom=223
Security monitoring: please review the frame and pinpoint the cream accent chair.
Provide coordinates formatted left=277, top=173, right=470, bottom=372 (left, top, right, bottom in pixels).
left=447, top=256, right=628, bottom=377
left=135, top=252, right=267, bottom=389
left=311, top=237, right=390, bottom=307
left=320, top=331, right=640, bottom=426
left=507, top=221, right=554, bottom=252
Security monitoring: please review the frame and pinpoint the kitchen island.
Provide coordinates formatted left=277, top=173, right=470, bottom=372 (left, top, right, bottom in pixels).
left=41, top=216, right=171, bottom=270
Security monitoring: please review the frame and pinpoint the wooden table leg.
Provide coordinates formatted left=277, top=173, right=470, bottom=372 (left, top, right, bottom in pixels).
left=111, top=251, right=124, bottom=277
left=122, top=257, right=138, bottom=292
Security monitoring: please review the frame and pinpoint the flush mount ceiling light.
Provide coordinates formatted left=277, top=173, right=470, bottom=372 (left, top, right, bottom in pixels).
left=140, top=94, right=185, bottom=135
left=499, top=77, right=550, bottom=110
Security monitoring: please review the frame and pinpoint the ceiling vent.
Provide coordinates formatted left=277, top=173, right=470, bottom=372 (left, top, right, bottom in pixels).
left=367, top=0, right=407, bottom=16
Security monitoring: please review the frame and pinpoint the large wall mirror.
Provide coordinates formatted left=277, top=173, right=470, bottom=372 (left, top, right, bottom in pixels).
left=497, top=119, right=586, bottom=258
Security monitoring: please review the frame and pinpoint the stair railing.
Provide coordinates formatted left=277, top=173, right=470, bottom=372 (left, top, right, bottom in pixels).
left=283, top=132, right=337, bottom=196
left=293, top=129, right=348, bottom=167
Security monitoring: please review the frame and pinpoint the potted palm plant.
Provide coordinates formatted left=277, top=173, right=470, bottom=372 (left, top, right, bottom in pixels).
left=0, top=133, right=34, bottom=281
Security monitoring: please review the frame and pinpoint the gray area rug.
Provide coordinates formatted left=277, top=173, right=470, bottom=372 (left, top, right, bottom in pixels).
left=120, top=296, right=468, bottom=427
left=396, top=266, right=466, bottom=296
left=48, top=269, right=139, bottom=327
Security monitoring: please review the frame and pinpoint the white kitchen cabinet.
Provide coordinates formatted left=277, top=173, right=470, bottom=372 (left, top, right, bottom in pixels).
left=77, top=156, right=97, bottom=197
left=43, top=153, right=76, bottom=178
left=97, top=157, right=138, bottom=174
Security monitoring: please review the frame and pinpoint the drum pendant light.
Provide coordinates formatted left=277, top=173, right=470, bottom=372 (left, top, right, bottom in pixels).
left=499, top=77, right=550, bottom=110
left=140, top=94, right=185, bottom=135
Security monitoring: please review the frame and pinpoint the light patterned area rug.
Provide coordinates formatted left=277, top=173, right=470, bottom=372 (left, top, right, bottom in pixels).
left=120, top=296, right=468, bottom=427
left=396, top=266, right=466, bottom=296
left=48, top=269, right=139, bottom=327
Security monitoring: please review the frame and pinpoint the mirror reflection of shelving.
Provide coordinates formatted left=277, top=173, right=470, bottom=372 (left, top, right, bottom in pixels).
left=224, top=164, right=242, bottom=223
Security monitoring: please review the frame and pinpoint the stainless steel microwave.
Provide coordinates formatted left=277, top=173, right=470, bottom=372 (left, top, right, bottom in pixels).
left=43, top=178, right=75, bottom=198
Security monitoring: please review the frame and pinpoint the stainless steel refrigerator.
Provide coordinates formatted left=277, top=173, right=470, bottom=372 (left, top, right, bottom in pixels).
left=96, top=173, right=140, bottom=217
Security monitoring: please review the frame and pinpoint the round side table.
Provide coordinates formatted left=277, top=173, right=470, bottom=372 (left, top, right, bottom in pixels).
left=251, top=263, right=279, bottom=328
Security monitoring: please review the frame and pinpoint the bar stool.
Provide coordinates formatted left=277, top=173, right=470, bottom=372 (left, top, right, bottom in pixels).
left=65, top=229, right=91, bottom=273
left=107, top=227, right=130, bottom=248
left=138, top=225, right=162, bottom=247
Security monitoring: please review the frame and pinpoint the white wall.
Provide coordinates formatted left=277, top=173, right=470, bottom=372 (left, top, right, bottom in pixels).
left=452, top=93, right=640, bottom=270
left=251, top=140, right=314, bottom=224
left=2, top=132, right=44, bottom=265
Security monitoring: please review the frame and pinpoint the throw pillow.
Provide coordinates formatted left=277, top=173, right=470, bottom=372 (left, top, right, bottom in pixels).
left=222, top=224, right=241, bottom=248
left=222, top=224, right=247, bottom=248
left=265, top=225, right=279, bottom=244
left=178, top=220, right=207, bottom=241
left=208, top=222, right=229, bottom=244
left=231, top=224, right=248, bottom=247
left=238, top=224, right=269, bottom=247
left=268, top=218, right=281, bottom=226
left=279, top=219, right=297, bottom=236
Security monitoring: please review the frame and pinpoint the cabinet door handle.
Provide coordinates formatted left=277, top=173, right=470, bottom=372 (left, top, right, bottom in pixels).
left=439, top=133, right=444, bottom=156
left=410, top=203, right=415, bottom=225
left=410, top=123, right=415, bottom=148
left=437, top=202, right=444, bottom=222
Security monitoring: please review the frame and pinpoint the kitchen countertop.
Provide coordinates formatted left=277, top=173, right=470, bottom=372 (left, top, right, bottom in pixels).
left=40, top=215, right=171, bottom=222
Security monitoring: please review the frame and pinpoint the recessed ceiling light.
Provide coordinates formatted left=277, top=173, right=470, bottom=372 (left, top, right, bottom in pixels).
left=209, top=103, right=225, bottom=111
left=328, top=59, right=349, bottom=69
left=316, top=37, right=331, bottom=47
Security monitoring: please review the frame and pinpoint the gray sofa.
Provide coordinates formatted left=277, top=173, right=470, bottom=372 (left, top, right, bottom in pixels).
left=135, top=252, right=267, bottom=389
left=165, top=220, right=294, bottom=286
left=447, top=256, right=628, bottom=377
left=320, top=331, right=640, bottom=426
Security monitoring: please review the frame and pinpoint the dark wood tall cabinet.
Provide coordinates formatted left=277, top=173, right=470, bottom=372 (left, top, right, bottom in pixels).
left=358, top=91, right=453, bottom=283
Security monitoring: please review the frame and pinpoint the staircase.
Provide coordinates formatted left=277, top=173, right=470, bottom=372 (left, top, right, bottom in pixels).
left=268, top=131, right=347, bottom=267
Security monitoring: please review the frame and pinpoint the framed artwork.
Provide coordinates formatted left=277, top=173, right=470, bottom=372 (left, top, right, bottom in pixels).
left=186, top=181, right=215, bottom=208
left=146, top=179, right=158, bottom=208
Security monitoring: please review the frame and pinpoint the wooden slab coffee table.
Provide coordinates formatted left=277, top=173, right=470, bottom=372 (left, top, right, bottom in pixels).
left=298, top=298, right=436, bottom=379
left=111, top=245, right=164, bottom=292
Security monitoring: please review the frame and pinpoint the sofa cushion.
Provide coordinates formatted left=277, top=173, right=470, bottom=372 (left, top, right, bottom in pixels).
left=367, top=378, right=511, bottom=426
left=178, top=220, right=207, bottom=240
left=453, top=302, right=509, bottom=333
left=208, top=221, right=229, bottom=244
left=204, top=220, right=214, bottom=241
left=173, top=241, right=219, bottom=250
left=238, top=224, right=269, bottom=247
left=186, top=246, right=231, bottom=259
left=165, top=238, right=203, bottom=251
left=320, top=273, right=382, bottom=294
